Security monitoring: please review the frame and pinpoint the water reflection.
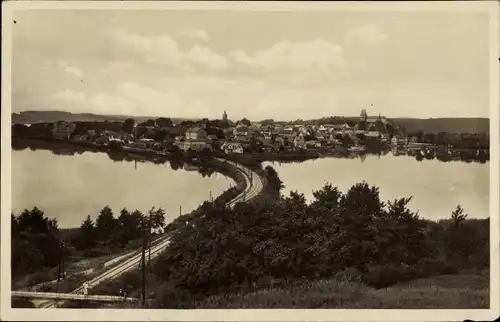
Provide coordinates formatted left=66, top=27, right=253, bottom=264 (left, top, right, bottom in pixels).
left=11, top=142, right=232, bottom=228
left=264, top=154, right=489, bottom=221
left=393, top=147, right=489, bottom=164
left=12, top=138, right=218, bottom=177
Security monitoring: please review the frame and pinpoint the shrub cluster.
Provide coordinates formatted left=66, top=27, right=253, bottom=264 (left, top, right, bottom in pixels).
left=71, top=206, right=166, bottom=255
left=11, top=208, right=62, bottom=280
left=151, top=179, right=489, bottom=307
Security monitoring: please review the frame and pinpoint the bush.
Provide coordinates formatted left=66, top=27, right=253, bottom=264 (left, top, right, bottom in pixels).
left=153, top=181, right=488, bottom=299
left=415, top=258, right=458, bottom=277
left=361, top=259, right=459, bottom=289
left=153, top=282, right=203, bottom=309
left=361, top=264, right=418, bottom=289
left=82, top=247, right=110, bottom=258
left=333, top=267, right=362, bottom=284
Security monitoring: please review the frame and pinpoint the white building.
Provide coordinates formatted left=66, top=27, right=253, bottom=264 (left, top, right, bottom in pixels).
left=221, top=142, right=244, bottom=154
left=293, top=133, right=306, bottom=149
left=175, top=139, right=212, bottom=152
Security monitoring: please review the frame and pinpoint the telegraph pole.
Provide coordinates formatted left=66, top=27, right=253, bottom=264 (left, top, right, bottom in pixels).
left=57, top=258, right=61, bottom=283
left=148, top=212, right=152, bottom=268
left=141, top=222, right=146, bottom=307
left=57, top=241, right=64, bottom=283
left=61, top=251, right=65, bottom=280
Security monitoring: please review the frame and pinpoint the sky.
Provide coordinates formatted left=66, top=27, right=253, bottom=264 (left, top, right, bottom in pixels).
left=10, top=8, right=492, bottom=121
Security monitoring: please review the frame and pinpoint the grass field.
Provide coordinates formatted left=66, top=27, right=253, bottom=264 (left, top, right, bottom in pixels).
left=182, top=273, right=489, bottom=309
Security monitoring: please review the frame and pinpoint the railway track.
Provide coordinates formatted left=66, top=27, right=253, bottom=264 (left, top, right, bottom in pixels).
left=41, top=160, right=263, bottom=308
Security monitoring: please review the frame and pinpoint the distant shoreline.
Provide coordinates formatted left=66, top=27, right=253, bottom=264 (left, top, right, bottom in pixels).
left=11, top=136, right=490, bottom=165
left=12, top=111, right=490, bottom=134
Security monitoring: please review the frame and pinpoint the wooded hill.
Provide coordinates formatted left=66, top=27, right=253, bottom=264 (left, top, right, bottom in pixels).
left=389, top=118, right=489, bottom=134
left=11, top=111, right=198, bottom=125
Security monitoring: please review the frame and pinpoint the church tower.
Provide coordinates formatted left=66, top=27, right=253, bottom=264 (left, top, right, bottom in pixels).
left=222, top=110, right=228, bottom=121
left=360, top=109, right=367, bottom=122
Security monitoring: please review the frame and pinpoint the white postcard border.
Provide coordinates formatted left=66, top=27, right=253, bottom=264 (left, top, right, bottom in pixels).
left=1, top=1, right=499, bottom=321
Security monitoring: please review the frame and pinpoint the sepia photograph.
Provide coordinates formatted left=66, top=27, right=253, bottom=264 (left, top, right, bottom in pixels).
left=1, top=1, right=499, bottom=321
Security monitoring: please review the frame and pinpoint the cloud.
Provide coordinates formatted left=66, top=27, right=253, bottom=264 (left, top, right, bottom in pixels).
left=181, top=28, right=209, bottom=42
left=230, top=39, right=345, bottom=74
left=58, top=62, right=83, bottom=78
left=54, top=89, right=86, bottom=102
left=64, top=66, right=83, bottom=78
left=186, top=45, right=228, bottom=70
left=345, top=25, right=388, bottom=45
left=110, top=29, right=227, bottom=71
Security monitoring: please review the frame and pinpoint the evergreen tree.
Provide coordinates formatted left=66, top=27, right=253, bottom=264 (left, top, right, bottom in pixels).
left=122, top=118, right=135, bottom=134
left=95, top=206, right=117, bottom=244
left=75, top=215, right=97, bottom=250
left=447, top=205, right=469, bottom=266
left=11, top=208, right=61, bottom=278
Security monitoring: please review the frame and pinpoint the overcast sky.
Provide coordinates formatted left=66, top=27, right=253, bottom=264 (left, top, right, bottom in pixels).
left=11, top=8, right=492, bottom=121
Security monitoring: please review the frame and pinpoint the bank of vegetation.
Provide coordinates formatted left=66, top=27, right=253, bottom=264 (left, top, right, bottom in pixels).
left=147, top=182, right=488, bottom=309
left=71, top=170, right=488, bottom=309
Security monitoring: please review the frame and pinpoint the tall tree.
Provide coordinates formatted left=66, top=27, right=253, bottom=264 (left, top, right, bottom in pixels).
left=380, top=197, right=428, bottom=265
left=118, top=208, right=143, bottom=245
left=446, top=205, right=469, bottom=266
left=337, top=183, right=385, bottom=270
left=156, top=117, right=173, bottom=128
left=95, top=206, right=117, bottom=243
left=260, top=119, right=274, bottom=126
left=75, top=215, right=97, bottom=250
left=147, top=207, right=167, bottom=231
left=239, top=118, right=251, bottom=126
left=122, top=118, right=135, bottom=134
left=311, top=183, right=342, bottom=210
left=11, top=208, right=61, bottom=278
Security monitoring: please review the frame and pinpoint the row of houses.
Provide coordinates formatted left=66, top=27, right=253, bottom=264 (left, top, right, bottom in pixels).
left=52, top=121, right=77, bottom=140
left=229, top=121, right=390, bottom=142
left=51, top=116, right=417, bottom=155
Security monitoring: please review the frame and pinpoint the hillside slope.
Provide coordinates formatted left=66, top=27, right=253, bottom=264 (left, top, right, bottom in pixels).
left=11, top=111, right=198, bottom=124
left=390, top=117, right=489, bottom=134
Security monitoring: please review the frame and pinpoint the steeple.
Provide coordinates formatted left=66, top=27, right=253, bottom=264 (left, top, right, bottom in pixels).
left=360, top=109, right=367, bottom=122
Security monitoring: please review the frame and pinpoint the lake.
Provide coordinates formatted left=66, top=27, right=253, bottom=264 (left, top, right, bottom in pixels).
left=264, top=154, right=489, bottom=220
left=12, top=149, right=234, bottom=228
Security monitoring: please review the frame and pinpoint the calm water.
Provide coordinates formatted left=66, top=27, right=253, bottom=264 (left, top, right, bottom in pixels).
left=12, top=150, right=234, bottom=228
left=264, top=155, right=489, bottom=220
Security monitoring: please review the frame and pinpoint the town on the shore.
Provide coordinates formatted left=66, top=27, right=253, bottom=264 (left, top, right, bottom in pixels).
left=12, top=108, right=490, bottom=163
